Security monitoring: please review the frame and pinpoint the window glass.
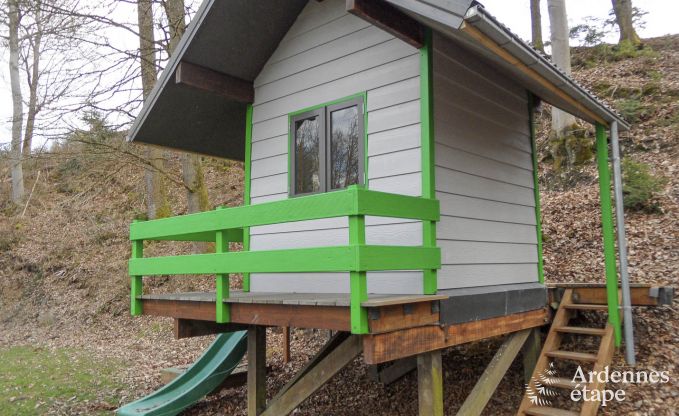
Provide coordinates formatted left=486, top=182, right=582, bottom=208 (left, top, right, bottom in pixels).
left=289, top=96, right=364, bottom=196
left=294, top=116, right=320, bottom=194
left=329, top=105, right=360, bottom=190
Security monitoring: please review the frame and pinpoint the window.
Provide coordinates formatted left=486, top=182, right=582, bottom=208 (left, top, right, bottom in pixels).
left=290, top=96, right=365, bottom=196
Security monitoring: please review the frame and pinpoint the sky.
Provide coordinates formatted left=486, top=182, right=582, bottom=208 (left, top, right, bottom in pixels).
left=1, top=0, right=678, bottom=150
left=480, top=0, right=678, bottom=44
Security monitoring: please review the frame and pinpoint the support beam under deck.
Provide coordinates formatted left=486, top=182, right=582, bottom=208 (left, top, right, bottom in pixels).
left=247, top=326, right=266, bottom=416
left=363, top=308, right=550, bottom=364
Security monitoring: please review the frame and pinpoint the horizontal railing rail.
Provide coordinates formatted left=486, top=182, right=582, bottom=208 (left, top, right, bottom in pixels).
left=129, top=186, right=439, bottom=241
left=129, top=246, right=440, bottom=275
left=129, top=186, right=440, bottom=334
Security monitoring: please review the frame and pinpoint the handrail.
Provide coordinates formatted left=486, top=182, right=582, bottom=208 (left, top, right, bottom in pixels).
left=129, top=186, right=441, bottom=334
left=129, top=187, right=439, bottom=242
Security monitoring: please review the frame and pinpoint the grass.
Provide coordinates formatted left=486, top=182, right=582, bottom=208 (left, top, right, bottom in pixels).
left=0, top=346, right=124, bottom=415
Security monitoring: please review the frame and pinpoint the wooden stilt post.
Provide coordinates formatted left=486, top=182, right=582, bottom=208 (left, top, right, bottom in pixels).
left=417, top=349, right=443, bottom=416
left=456, top=329, right=531, bottom=416
left=248, top=325, right=266, bottom=416
left=521, top=328, right=541, bottom=385
left=282, top=326, right=290, bottom=364
left=262, top=335, right=362, bottom=416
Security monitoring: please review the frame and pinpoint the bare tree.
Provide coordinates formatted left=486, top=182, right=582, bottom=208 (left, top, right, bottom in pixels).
left=611, top=0, right=641, bottom=46
left=8, top=0, right=25, bottom=202
left=162, top=0, right=209, bottom=216
left=530, top=0, right=544, bottom=52
left=547, top=0, right=576, bottom=137
left=21, top=0, right=42, bottom=154
left=2, top=0, right=130, bottom=154
left=138, top=0, right=171, bottom=219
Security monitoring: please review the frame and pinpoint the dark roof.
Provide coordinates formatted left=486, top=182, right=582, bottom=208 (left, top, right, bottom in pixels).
left=128, top=0, right=628, bottom=160
left=127, top=0, right=307, bottom=160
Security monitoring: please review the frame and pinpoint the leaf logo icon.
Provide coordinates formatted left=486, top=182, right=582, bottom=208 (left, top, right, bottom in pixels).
left=525, top=362, right=560, bottom=407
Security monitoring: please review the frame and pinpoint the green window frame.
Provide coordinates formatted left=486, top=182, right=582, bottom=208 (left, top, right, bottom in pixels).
left=289, top=94, right=366, bottom=196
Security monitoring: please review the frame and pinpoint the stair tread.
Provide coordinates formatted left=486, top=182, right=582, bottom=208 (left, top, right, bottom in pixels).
left=547, top=377, right=587, bottom=390
left=525, top=406, right=579, bottom=416
left=555, top=326, right=607, bottom=335
left=563, top=303, right=609, bottom=310
left=546, top=350, right=598, bottom=362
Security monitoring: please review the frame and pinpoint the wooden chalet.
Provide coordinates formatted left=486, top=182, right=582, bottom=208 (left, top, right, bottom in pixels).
left=124, top=1, right=673, bottom=415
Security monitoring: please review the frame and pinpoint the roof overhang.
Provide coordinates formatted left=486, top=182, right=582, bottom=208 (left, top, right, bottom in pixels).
left=128, top=0, right=629, bottom=160
left=387, top=2, right=628, bottom=130
left=383, top=0, right=474, bottom=31
left=127, top=0, right=307, bottom=160
left=459, top=6, right=629, bottom=130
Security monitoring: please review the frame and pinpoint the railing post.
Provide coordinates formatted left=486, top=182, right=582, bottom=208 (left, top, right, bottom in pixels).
left=130, top=219, right=144, bottom=316
left=420, top=28, right=437, bottom=295
left=215, top=206, right=230, bottom=323
left=595, top=123, right=622, bottom=346
left=243, top=104, right=254, bottom=292
left=349, top=187, right=368, bottom=334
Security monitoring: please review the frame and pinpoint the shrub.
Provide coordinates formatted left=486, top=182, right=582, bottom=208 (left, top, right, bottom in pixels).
left=574, top=42, right=658, bottom=68
left=622, top=158, right=667, bottom=212
left=0, top=232, right=18, bottom=252
left=617, top=99, right=649, bottom=123
left=548, top=124, right=595, bottom=172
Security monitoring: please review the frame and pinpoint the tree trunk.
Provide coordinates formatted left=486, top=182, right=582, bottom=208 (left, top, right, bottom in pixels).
left=547, top=0, right=576, bottom=136
left=547, top=0, right=582, bottom=171
left=611, top=0, right=641, bottom=46
left=163, top=0, right=209, bottom=216
left=8, top=0, right=25, bottom=203
left=530, top=0, right=544, bottom=52
left=23, top=0, right=43, bottom=155
left=163, top=0, right=208, bottom=253
left=163, top=0, right=185, bottom=53
left=138, top=0, right=171, bottom=219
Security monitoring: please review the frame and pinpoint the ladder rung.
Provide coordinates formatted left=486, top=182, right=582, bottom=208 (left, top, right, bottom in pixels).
left=555, top=326, right=607, bottom=336
left=525, top=406, right=579, bottom=416
left=547, top=377, right=586, bottom=390
left=563, top=303, right=609, bottom=311
left=546, top=350, right=598, bottom=362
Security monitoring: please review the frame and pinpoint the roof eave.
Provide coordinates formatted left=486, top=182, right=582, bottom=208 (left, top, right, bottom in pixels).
left=127, top=0, right=215, bottom=145
left=463, top=6, right=630, bottom=131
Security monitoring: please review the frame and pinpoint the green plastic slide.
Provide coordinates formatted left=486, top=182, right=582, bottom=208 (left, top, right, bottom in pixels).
left=117, top=331, right=247, bottom=416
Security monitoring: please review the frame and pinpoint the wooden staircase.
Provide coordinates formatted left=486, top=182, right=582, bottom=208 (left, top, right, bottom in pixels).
left=517, top=289, right=615, bottom=416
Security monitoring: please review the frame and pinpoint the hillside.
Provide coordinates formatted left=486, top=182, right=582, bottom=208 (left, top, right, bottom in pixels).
left=1, top=36, right=677, bottom=415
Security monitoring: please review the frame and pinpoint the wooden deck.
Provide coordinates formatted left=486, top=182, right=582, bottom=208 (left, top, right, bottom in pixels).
left=140, top=291, right=448, bottom=336
left=138, top=283, right=672, bottom=365
left=141, top=291, right=447, bottom=307
left=139, top=289, right=549, bottom=364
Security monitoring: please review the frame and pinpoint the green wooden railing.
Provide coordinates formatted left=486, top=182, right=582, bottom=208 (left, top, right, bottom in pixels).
left=129, top=186, right=441, bottom=334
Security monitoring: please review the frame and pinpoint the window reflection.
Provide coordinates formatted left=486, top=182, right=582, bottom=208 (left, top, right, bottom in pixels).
left=294, top=116, right=320, bottom=194
left=330, top=106, right=359, bottom=190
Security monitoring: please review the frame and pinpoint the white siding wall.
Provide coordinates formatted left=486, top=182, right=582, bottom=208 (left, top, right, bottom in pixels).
left=433, top=32, right=540, bottom=289
left=249, top=0, right=423, bottom=294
